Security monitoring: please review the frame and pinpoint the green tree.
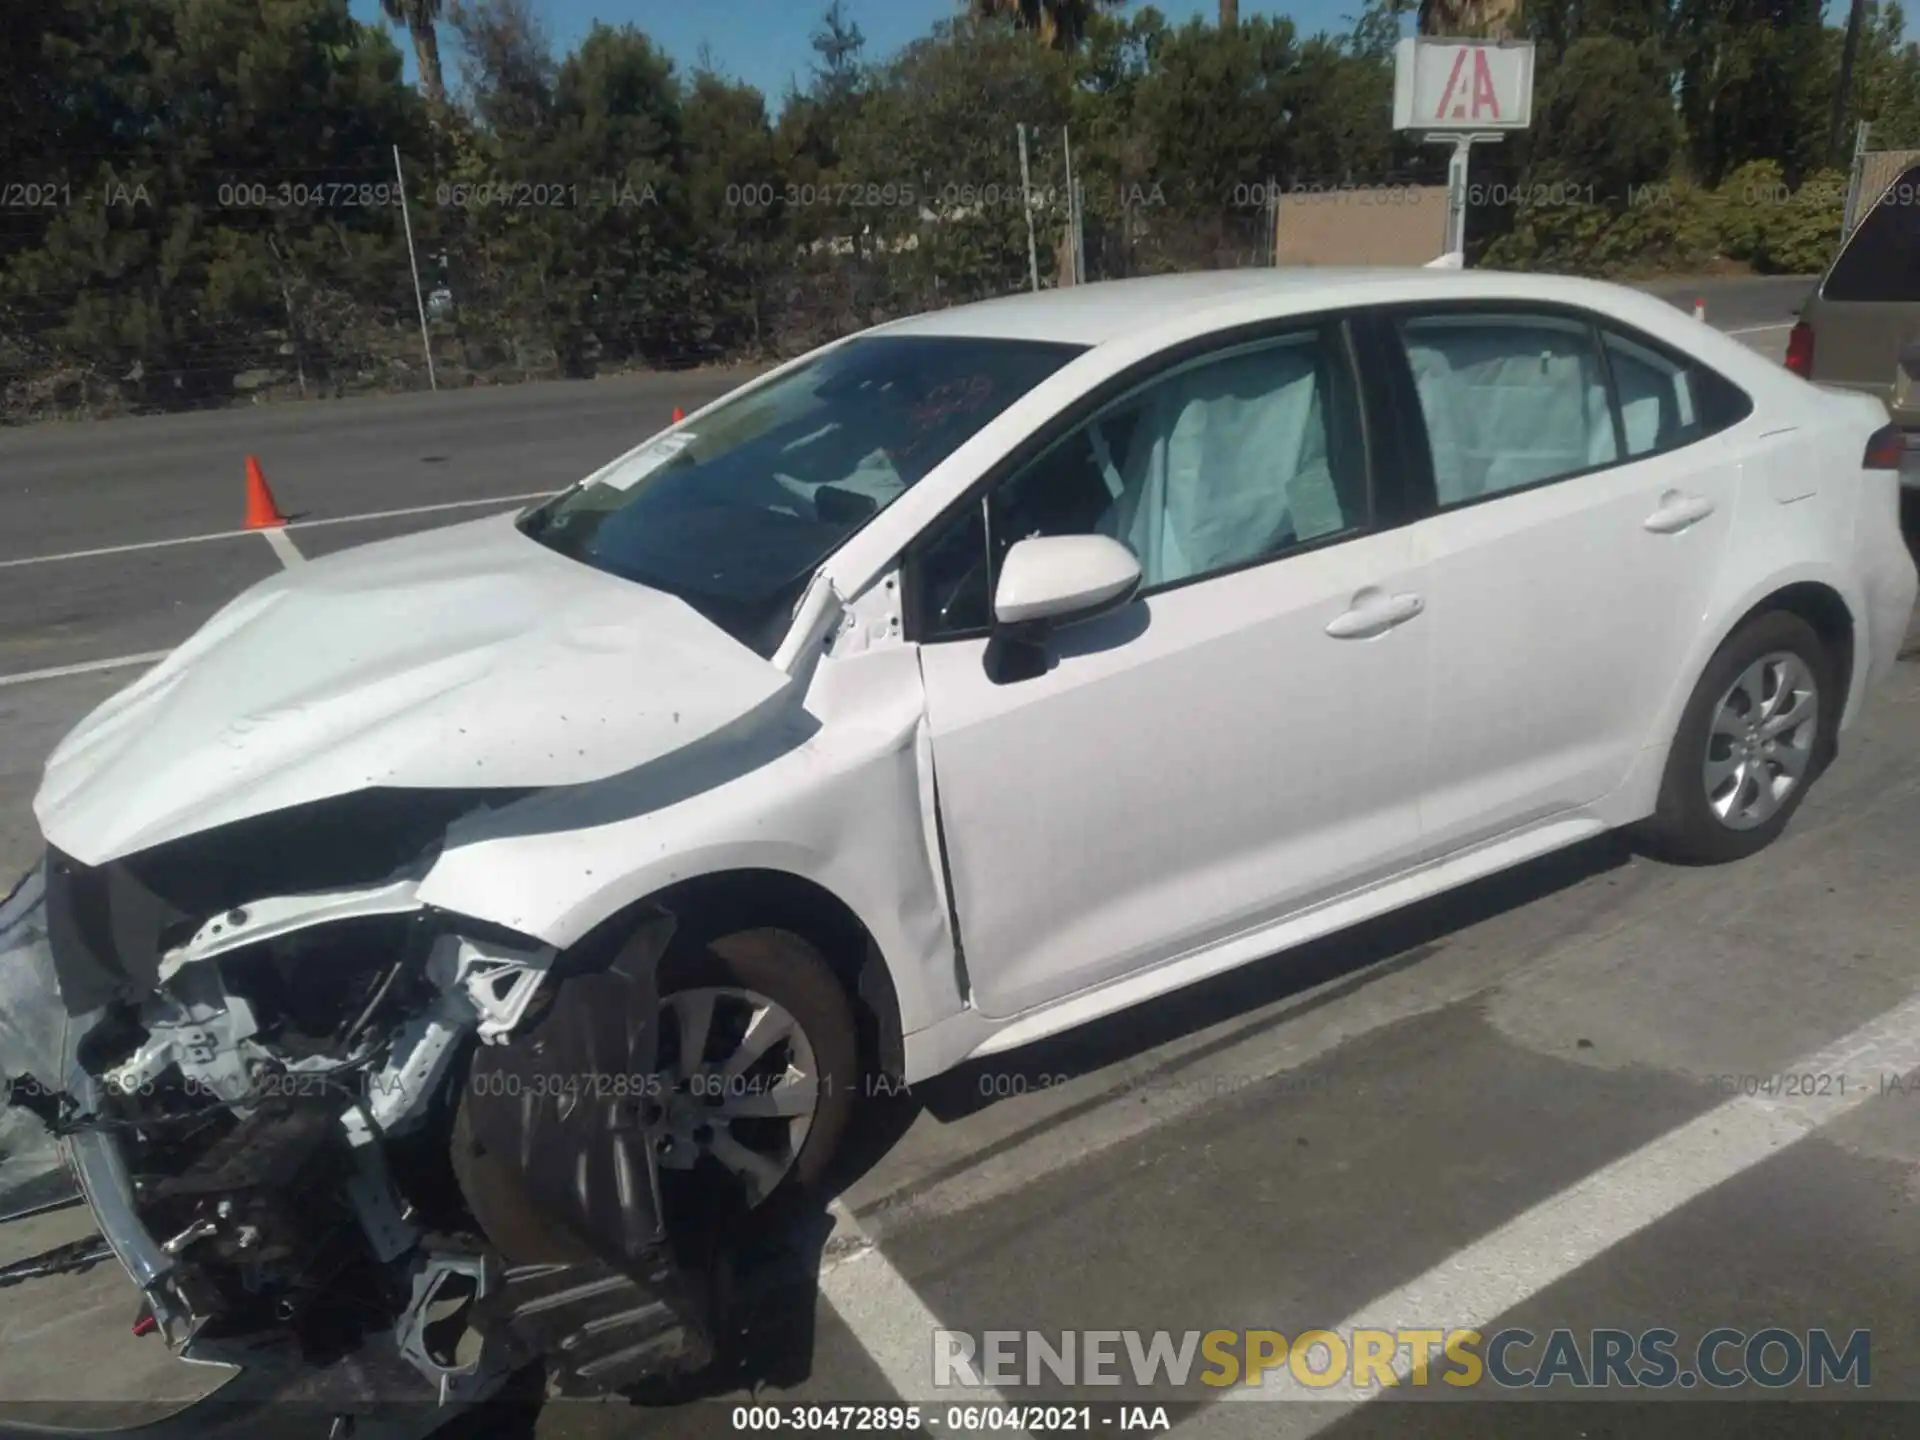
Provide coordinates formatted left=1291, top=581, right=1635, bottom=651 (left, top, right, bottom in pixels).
left=1852, top=2, right=1920, bottom=144
left=1128, top=18, right=1306, bottom=206
left=1673, top=0, right=1831, bottom=184
left=1526, top=34, right=1679, bottom=198
left=845, top=19, right=1073, bottom=300
left=3, top=0, right=421, bottom=412
left=684, top=69, right=785, bottom=351
left=380, top=0, right=447, bottom=106
left=775, top=0, right=872, bottom=241
left=447, top=0, right=555, bottom=135
left=966, top=0, right=1125, bottom=51
left=812, top=0, right=868, bottom=101
left=455, top=22, right=695, bottom=375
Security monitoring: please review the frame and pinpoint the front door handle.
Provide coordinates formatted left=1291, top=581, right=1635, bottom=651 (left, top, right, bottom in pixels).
left=1643, top=490, right=1716, bottom=534
left=1325, top=590, right=1425, bottom=639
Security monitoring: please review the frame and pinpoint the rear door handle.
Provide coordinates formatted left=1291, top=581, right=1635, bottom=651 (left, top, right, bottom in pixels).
left=1643, top=490, right=1716, bottom=534
left=1325, top=590, right=1424, bottom=639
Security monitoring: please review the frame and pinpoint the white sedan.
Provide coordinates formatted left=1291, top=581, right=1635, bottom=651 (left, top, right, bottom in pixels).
left=15, top=268, right=1918, bottom=1400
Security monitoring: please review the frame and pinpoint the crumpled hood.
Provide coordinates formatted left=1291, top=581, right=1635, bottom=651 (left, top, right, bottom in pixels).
left=35, top=513, right=794, bottom=865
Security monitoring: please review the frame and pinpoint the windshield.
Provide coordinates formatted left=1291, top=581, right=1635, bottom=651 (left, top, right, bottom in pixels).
left=519, top=334, right=1086, bottom=655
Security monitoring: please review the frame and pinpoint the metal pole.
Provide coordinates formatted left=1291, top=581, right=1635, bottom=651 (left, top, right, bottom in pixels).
left=1840, top=120, right=1871, bottom=241
left=1017, top=124, right=1040, bottom=293
left=1075, top=174, right=1087, bottom=283
left=1268, top=176, right=1280, bottom=267
left=1445, top=137, right=1471, bottom=258
left=393, top=145, right=438, bottom=392
left=1061, top=126, right=1077, bottom=285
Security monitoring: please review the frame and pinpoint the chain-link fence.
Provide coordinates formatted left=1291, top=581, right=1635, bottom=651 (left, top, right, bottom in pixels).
left=1842, top=119, right=1920, bottom=239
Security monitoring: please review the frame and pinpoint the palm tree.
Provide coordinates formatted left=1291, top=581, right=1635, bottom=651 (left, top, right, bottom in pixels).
left=1417, top=0, right=1522, bottom=37
left=381, top=0, right=448, bottom=106
left=967, top=0, right=1099, bottom=52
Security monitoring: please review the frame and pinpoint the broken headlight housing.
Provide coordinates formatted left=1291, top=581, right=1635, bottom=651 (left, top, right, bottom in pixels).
left=7, top=799, right=716, bottom=1408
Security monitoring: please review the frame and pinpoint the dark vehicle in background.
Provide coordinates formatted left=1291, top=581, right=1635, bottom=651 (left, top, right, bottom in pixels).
left=1791, top=160, right=1920, bottom=548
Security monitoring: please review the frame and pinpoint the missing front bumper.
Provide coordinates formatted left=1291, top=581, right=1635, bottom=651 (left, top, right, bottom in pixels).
left=1, top=864, right=723, bottom=1418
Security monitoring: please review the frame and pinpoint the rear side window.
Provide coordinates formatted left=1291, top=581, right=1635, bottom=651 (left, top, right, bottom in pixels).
left=1603, top=329, right=1698, bottom=455
left=1390, top=309, right=1752, bottom=505
left=1393, top=312, right=1617, bottom=506
left=1599, top=328, right=1750, bottom=456
left=1824, top=163, right=1920, bottom=303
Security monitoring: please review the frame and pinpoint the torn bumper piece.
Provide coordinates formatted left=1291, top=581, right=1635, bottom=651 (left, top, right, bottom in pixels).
left=1, top=862, right=721, bottom=1419
left=455, top=913, right=733, bottom=1397
left=1, top=866, right=211, bottom=1346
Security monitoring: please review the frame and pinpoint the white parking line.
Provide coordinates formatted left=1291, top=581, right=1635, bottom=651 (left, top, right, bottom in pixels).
left=1724, top=321, right=1795, bottom=336
left=260, top=527, right=305, bottom=569
left=0, top=650, right=170, bottom=689
left=820, top=1201, right=1025, bottom=1422
left=0, top=491, right=554, bottom=571
left=1184, top=985, right=1920, bottom=1433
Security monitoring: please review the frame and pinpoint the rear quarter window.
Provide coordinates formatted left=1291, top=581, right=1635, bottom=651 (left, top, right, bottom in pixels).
left=1823, top=163, right=1920, bottom=303
left=1599, top=323, right=1752, bottom=451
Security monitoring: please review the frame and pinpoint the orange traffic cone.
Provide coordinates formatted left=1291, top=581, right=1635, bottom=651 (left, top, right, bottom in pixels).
left=243, top=455, right=288, bottom=529
left=671, top=406, right=686, bottom=423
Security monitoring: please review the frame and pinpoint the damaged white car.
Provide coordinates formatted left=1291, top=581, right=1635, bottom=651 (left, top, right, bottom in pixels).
left=4, top=269, right=1915, bottom=1407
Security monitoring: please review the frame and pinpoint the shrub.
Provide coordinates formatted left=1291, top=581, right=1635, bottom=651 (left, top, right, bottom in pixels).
left=1712, top=160, right=1845, bottom=274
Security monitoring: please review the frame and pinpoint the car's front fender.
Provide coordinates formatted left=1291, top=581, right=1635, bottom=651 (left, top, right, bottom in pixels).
left=416, top=643, right=964, bottom=1038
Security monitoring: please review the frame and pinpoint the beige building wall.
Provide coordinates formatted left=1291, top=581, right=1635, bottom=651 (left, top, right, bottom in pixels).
left=1274, top=185, right=1452, bottom=266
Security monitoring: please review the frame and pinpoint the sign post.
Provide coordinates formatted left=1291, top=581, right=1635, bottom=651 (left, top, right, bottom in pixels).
left=1392, top=38, right=1536, bottom=264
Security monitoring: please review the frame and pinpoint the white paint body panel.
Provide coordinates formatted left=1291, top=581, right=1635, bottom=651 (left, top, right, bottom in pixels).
left=921, top=530, right=1427, bottom=1019
left=35, top=513, right=792, bottom=865
left=31, top=269, right=1917, bottom=1088
left=418, top=633, right=964, bottom=1038
left=1406, top=433, right=1744, bottom=855
left=992, top=535, right=1141, bottom=625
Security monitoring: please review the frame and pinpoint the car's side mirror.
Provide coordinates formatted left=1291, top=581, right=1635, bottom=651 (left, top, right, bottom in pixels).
left=984, top=535, right=1142, bottom=685
left=993, top=535, right=1142, bottom=627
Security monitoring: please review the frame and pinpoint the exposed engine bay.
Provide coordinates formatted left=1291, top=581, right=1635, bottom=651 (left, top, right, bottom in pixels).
left=1, top=808, right=736, bottom=1412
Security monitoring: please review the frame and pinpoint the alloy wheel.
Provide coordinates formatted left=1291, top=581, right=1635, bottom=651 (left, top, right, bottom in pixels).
left=645, top=985, right=820, bottom=1207
left=1702, top=650, right=1819, bottom=831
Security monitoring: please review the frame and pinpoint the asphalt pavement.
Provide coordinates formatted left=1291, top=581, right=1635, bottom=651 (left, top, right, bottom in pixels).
left=6, top=270, right=1918, bottom=1440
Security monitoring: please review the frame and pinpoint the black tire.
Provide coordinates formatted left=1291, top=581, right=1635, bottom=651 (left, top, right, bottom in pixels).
left=656, top=925, right=858, bottom=1224
left=1637, top=609, right=1837, bottom=865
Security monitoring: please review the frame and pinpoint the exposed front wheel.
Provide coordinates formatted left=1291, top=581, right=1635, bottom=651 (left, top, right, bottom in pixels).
left=652, top=927, right=858, bottom=1221
left=1639, top=610, right=1836, bottom=865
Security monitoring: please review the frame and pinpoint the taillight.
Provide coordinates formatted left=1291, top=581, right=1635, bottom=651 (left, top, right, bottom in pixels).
left=1785, top=321, right=1815, bottom=377
left=1863, top=423, right=1904, bottom=470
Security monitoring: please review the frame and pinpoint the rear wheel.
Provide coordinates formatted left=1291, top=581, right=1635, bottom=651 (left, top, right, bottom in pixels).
left=650, top=927, right=858, bottom=1223
left=1638, top=610, right=1836, bottom=865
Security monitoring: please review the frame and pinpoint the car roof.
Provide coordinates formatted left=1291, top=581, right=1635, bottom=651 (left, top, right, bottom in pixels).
left=868, top=267, right=1653, bottom=347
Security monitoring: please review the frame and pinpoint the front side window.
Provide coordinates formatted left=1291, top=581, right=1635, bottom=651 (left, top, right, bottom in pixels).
left=1395, top=312, right=1617, bottom=506
left=520, top=334, right=1084, bottom=655
left=916, top=324, right=1368, bottom=638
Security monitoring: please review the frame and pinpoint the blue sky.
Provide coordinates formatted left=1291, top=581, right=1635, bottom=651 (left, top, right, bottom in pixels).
left=348, top=0, right=1365, bottom=104
left=351, top=0, right=1890, bottom=107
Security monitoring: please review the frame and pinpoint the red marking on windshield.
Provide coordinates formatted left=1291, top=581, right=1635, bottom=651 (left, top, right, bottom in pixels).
left=909, top=375, right=996, bottom=432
